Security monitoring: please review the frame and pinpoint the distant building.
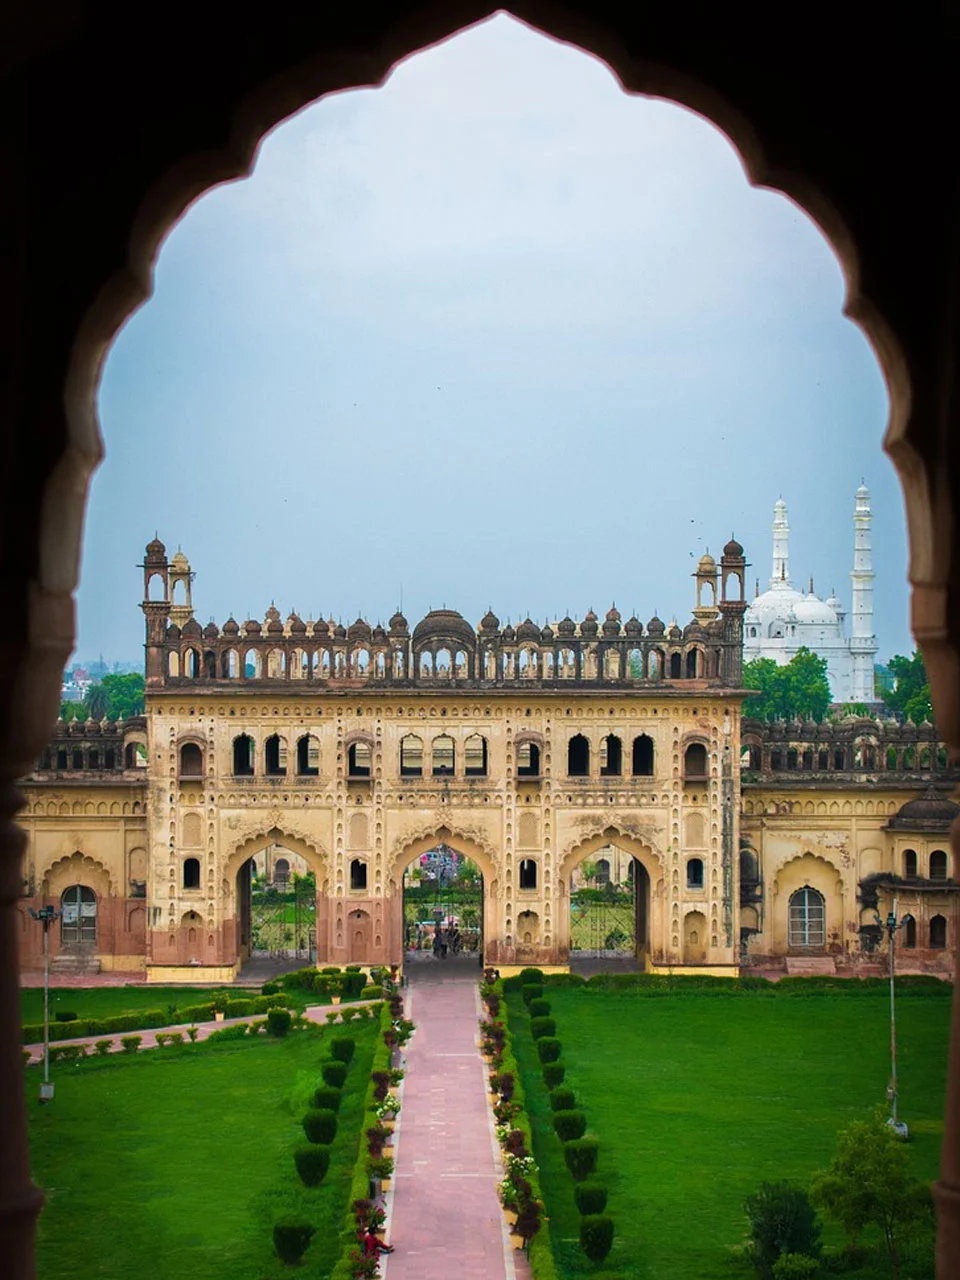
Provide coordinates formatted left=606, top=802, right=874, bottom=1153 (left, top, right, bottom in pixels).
left=743, top=486, right=879, bottom=704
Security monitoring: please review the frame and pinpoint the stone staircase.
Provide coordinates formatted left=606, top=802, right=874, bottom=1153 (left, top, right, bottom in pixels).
left=785, top=954, right=837, bottom=976
left=51, top=947, right=102, bottom=976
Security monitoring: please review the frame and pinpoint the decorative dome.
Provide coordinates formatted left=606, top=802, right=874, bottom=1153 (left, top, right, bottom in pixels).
left=646, top=615, right=665, bottom=636
left=348, top=617, right=372, bottom=641
left=792, top=594, right=840, bottom=625
left=479, top=609, right=499, bottom=632
left=265, top=606, right=283, bottom=634
left=244, top=619, right=261, bottom=635
left=602, top=606, right=621, bottom=637
left=723, top=538, right=744, bottom=558
left=388, top=611, right=408, bottom=635
left=581, top=610, right=598, bottom=637
left=697, top=553, right=717, bottom=572
left=540, top=625, right=554, bottom=642
left=516, top=618, right=540, bottom=642
left=667, top=622, right=682, bottom=641
left=170, top=550, right=189, bottom=569
left=888, top=787, right=960, bottom=832
left=557, top=616, right=576, bottom=637
left=181, top=617, right=202, bottom=638
left=203, top=621, right=219, bottom=640
left=288, top=613, right=307, bottom=635
left=501, top=623, right=516, bottom=643
left=312, top=618, right=330, bottom=637
left=683, top=620, right=705, bottom=640
left=166, top=623, right=181, bottom=641
left=333, top=622, right=347, bottom=640
left=624, top=616, right=642, bottom=638
left=372, top=623, right=387, bottom=641
left=412, top=609, right=476, bottom=649
left=145, top=537, right=166, bottom=559
left=222, top=617, right=240, bottom=636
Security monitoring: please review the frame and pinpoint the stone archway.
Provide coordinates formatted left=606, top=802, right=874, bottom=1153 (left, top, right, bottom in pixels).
left=5, top=8, right=960, bottom=1277
left=559, top=827, right=663, bottom=966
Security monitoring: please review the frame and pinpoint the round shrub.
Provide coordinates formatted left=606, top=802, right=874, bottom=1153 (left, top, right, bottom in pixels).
left=293, top=1144, right=330, bottom=1186
left=530, top=1016, right=557, bottom=1040
left=341, top=970, right=367, bottom=999
left=574, top=1182, right=608, bottom=1215
left=744, top=1181, right=821, bottom=1278
left=322, top=1061, right=347, bottom=1088
left=549, top=1086, right=576, bottom=1112
left=331, top=1035, right=355, bottom=1064
left=302, top=1108, right=338, bottom=1145
left=536, top=1036, right=562, bottom=1064
left=313, top=1085, right=342, bottom=1112
left=267, top=1008, right=292, bottom=1037
left=554, top=1109, right=587, bottom=1141
left=261, top=980, right=280, bottom=995
left=564, top=1137, right=599, bottom=1181
left=521, top=983, right=544, bottom=1007
left=518, top=967, right=545, bottom=983
left=528, top=997, right=551, bottom=1018
left=579, top=1214, right=614, bottom=1262
left=542, top=1061, right=566, bottom=1089
left=273, top=1220, right=315, bottom=1264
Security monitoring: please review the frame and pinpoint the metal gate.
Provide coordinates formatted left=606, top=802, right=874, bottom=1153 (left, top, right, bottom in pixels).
left=403, top=846, right=483, bottom=955
left=251, top=873, right=316, bottom=960
left=61, top=884, right=97, bottom=945
left=570, top=881, right=638, bottom=958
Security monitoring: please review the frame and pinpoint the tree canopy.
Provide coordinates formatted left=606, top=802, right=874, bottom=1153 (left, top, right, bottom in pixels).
left=743, top=649, right=831, bottom=722
left=880, top=651, right=933, bottom=724
left=60, top=672, right=145, bottom=722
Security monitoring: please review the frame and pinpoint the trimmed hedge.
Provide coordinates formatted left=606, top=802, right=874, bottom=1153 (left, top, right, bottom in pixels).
left=542, top=1061, right=565, bottom=1089
left=549, top=1086, right=576, bottom=1112
left=521, top=983, right=544, bottom=1007
left=553, top=1109, right=587, bottom=1141
left=303, top=1108, right=338, bottom=1145
left=579, top=1214, right=614, bottom=1261
left=530, top=1017, right=556, bottom=1040
left=536, top=1036, right=562, bottom=1063
left=341, top=971, right=367, bottom=1000
left=266, top=1008, right=292, bottom=1037
left=20, top=991, right=294, bottom=1044
left=313, top=1085, right=342, bottom=1112
left=574, top=1182, right=608, bottom=1215
left=273, top=1221, right=315, bottom=1264
left=528, top=998, right=552, bottom=1018
left=330, top=1035, right=355, bottom=1063
left=293, top=1144, right=331, bottom=1186
left=322, top=1060, right=347, bottom=1088
left=564, top=1137, right=599, bottom=1181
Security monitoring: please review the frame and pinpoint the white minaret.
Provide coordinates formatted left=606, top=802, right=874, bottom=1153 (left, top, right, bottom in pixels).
left=849, top=482, right=878, bottom=702
left=771, top=498, right=791, bottom=588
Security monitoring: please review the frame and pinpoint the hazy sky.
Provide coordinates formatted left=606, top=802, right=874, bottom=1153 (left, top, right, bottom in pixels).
left=85, top=15, right=904, bottom=667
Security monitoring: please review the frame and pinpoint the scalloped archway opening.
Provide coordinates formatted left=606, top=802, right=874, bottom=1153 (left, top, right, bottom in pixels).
left=392, top=826, right=497, bottom=969
left=561, top=828, right=660, bottom=970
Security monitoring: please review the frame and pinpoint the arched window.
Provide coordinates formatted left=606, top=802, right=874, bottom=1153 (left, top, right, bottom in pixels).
left=595, top=858, right=610, bottom=886
left=903, top=914, right=917, bottom=948
left=290, top=648, right=308, bottom=679
left=233, top=734, right=254, bottom=776
left=60, top=885, right=97, bottom=945
left=348, top=740, right=371, bottom=777
left=179, top=742, right=203, bottom=777
left=518, top=740, right=540, bottom=778
left=244, top=649, right=261, bottom=678
left=221, top=649, right=239, bottom=678
left=931, top=849, right=949, bottom=881
left=266, top=648, right=285, bottom=679
left=931, top=914, right=948, bottom=949
left=817, top=749, right=829, bottom=770
left=183, top=857, right=200, bottom=890
left=183, top=648, right=200, bottom=678
left=104, top=747, right=116, bottom=769
left=788, top=885, right=826, bottom=948
left=685, top=649, right=699, bottom=678
left=683, top=742, right=708, bottom=782
left=771, top=749, right=783, bottom=770
left=296, top=733, right=319, bottom=776
left=670, top=652, right=682, bottom=679
left=465, top=734, right=487, bottom=777
left=168, top=650, right=180, bottom=677
left=432, top=734, right=455, bottom=776
left=350, top=858, right=368, bottom=891
left=265, top=734, right=286, bottom=776
left=400, top=734, right=423, bottom=778
left=686, top=857, right=704, bottom=889
left=632, top=734, right=654, bottom=776
left=903, top=848, right=918, bottom=878
left=568, top=734, right=590, bottom=777
left=436, top=648, right=452, bottom=677
left=600, top=734, right=622, bottom=777
left=273, top=857, right=290, bottom=887
left=833, top=748, right=845, bottom=770
left=56, top=748, right=67, bottom=770
left=203, top=650, right=216, bottom=678
left=519, top=858, right=538, bottom=890
left=72, top=748, right=84, bottom=770
left=352, top=647, right=370, bottom=674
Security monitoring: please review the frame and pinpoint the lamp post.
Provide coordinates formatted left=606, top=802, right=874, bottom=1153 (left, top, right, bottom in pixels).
left=29, top=904, right=62, bottom=1102
left=874, top=897, right=909, bottom=1139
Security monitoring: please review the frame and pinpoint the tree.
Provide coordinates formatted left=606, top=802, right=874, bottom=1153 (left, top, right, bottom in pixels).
left=743, top=1181, right=821, bottom=1279
left=77, top=672, right=145, bottom=722
left=86, top=683, right=109, bottom=721
left=880, top=651, right=933, bottom=724
left=743, top=648, right=831, bottom=722
left=810, top=1109, right=934, bottom=1279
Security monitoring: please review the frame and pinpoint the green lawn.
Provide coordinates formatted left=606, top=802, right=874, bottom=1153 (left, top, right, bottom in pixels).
left=29, top=1023, right=374, bottom=1279
left=20, top=984, right=310, bottom=1026
left=509, top=991, right=949, bottom=1280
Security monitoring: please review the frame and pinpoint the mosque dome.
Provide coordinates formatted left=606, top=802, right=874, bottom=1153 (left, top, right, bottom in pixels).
left=516, top=618, right=540, bottom=642
left=479, top=609, right=500, bottom=632
left=557, top=616, right=576, bottom=638
left=388, top=611, right=409, bottom=635
left=145, top=537, right=166, bottom=559
left=222, top=617, right=240, bottom=636
left=723, top=538, right=744, bottom=558
left=888, top=788, right=960, bottom=832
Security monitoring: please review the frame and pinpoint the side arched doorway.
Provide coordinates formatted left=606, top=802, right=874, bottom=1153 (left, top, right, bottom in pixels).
left=567, top=846, right=651, bottom=972
left=225, top=830, right=328, bottom=975
left=60, top=885, right=97, bottom=947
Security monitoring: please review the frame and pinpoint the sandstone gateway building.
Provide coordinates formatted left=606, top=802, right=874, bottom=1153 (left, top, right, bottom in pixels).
left=17, top=537, right=958, bottom=981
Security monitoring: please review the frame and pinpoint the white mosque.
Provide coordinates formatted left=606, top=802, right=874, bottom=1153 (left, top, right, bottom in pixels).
left=743, top=485, right=878, bottom=705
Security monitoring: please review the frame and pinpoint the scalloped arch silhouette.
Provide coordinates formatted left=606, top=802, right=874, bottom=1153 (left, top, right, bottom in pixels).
left=559, top=822, right=663, bottom=887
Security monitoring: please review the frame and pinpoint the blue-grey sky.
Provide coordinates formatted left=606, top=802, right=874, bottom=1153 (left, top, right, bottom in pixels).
left=85, top=14, right=905, bottom=667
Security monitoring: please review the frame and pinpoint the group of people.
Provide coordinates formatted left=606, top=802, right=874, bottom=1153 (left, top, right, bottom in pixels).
left=431, top=924, right=462, bottom=959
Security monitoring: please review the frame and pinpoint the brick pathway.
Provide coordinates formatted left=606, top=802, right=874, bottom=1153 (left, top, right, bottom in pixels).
left=385, top=966, right=527, bottom=1280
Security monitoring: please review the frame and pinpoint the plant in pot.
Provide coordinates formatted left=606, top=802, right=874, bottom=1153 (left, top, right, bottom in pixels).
left=371, top=1070, right=391, bottom=1102
left=494, top=1098, right=522, bottom=1126
left=368, top=1154, right=394, bottom=1190
left=348, top=1246, right=380, bottom=1280
left=366, top=1126, right=388, bottom=1157
left=211, top=993, right=230, bottom=1022
left=376, top=1097, right=400, bottom=1127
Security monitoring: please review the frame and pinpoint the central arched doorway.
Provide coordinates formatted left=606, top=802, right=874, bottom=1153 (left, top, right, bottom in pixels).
left=568, top=845, right=650, bottom=972
left=402, top=842, right=484, bottom=965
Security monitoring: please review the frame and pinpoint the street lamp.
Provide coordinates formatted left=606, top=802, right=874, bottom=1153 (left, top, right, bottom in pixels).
left=28, top=904, right=62, bottom=1103
left=874, top=897, right=909, bottom=1139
